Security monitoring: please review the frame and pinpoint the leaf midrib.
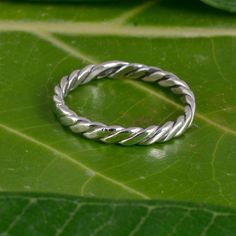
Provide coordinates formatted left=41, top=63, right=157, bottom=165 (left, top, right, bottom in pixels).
left=0, top=21, right=236, bottom=38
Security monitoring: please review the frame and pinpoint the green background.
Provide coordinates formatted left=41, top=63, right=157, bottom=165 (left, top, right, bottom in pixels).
left=0, top=0, right=236, bottom=235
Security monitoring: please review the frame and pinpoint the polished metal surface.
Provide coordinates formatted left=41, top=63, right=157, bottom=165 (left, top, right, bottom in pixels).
left=53, top=61, right=196, bottom=145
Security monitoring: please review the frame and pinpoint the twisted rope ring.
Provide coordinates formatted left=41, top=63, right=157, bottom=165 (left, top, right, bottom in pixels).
left=53, top=61, right=196, bottom=146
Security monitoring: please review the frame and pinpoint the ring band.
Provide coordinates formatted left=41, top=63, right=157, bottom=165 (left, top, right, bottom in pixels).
left=53, top=61, right=196, bottom=146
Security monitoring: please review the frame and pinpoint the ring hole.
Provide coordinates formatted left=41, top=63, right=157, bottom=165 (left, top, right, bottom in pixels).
left=66, top=79, right=184, bottom=127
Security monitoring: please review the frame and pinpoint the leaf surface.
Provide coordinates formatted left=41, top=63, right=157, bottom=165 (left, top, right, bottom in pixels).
left=0, top=0, right=236, bottom=211
left=1, top=193, right=236, bottom=236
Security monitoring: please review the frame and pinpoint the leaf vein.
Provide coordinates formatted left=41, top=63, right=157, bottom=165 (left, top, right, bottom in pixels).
left=129, top=207, right=152, bottom=236
left=110, top=1, right=157, bottom=25
left=55, top=203, right=81, bottom=236
left=0, top=123, right=150, bottom=200
left=2, top=199, right=35, bottom=235
left=211, top=133, right=231, bottom=205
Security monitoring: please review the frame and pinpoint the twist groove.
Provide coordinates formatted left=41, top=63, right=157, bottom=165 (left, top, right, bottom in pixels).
left=53, top=61, right=196, bottom=146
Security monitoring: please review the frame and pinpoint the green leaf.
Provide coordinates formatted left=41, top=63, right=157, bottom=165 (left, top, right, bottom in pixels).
left=201, top=0, right=236, bottom=12
left=1, top=192, right=236, bottom=236
left=0, top=0, right=236, bottom=223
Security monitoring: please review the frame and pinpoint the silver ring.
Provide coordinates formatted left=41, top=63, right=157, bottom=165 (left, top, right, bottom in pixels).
left=53, top=61, right=196, bottom=146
